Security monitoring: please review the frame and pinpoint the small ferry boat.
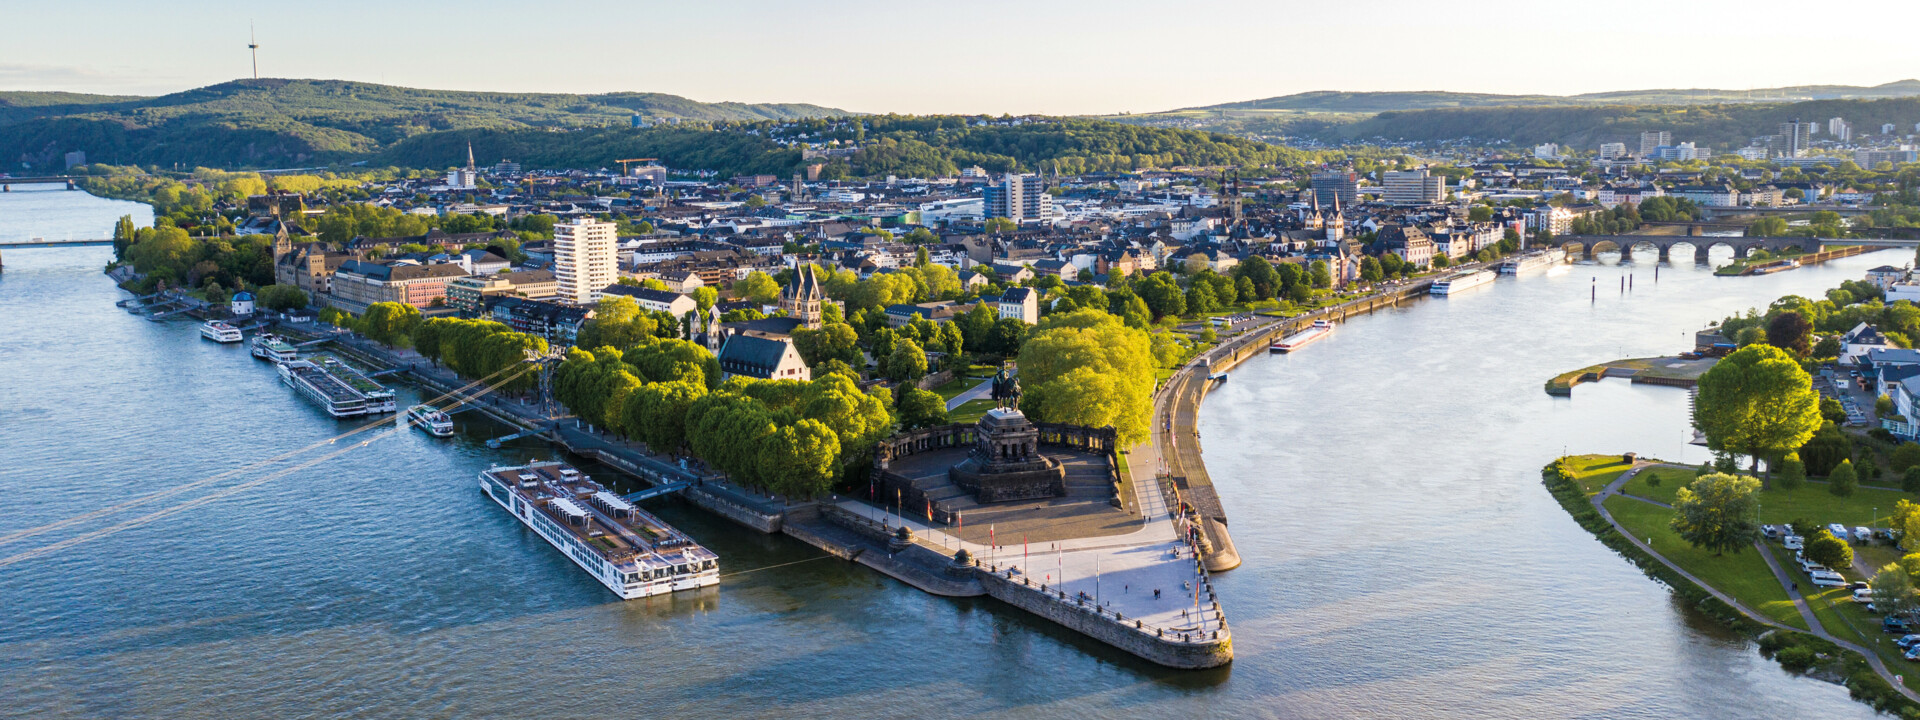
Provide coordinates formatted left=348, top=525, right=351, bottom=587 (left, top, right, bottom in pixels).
left=480, top=461, right=718, bottom=599
left=278, top=355, right=396, bottom=417
left=1498, top=247, right=1569, bottom=275
left=1431, top=269, right=1496, bottom=295
left=407, top=404, right=456, bottom=437
left=199, top=320, right=244, bottom=343
left=1271, top=319, right=1334, bottom=353
left=249, top=334, right=299, bottom=363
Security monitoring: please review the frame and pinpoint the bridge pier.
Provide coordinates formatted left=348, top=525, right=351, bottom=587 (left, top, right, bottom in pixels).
left=1657, top=244, right=1671, bottom=263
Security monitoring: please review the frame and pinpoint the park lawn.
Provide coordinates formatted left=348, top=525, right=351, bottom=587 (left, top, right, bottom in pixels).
left=949, top=399, right=995, bottom=425
left=930, top=375, right=986, bottom=402
left=1604, top=495, right=1807, bottom=630
left=1800, top=582, right=1920, bottom=694
left=1619, top=466, right=1694, bottom=506
left=1563, top=454, right=1636, bottom=496
left=1753, top=480, right=1908, bottom=530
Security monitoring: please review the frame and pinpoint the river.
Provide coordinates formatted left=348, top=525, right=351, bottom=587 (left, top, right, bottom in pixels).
left=0, top=186, right=1896, bottom=718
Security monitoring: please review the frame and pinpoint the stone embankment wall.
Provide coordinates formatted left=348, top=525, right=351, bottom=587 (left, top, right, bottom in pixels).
left=683, top=484, right=783, bottom=533
left=975, top=569, right=1232, bottom=669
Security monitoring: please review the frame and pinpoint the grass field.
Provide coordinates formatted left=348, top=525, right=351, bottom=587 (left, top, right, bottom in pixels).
left=949, top=398, right=995, bottom=425
left=1620, top=464, right=1907, bottom=530
left=1604, top=495, right=1807, bottom=629
left=1563, top=454, right=1637, bottom=496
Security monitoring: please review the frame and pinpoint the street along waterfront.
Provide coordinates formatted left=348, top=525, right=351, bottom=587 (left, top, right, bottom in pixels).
left=0, top=185, right=1892, bottom=719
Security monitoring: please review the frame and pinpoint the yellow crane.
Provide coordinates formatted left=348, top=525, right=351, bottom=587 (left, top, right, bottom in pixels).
left=615, top=158, right=658, bottom=176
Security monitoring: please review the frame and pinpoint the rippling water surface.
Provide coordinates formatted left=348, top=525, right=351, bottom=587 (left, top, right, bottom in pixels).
left=0, top=187, right=1893, bottom=718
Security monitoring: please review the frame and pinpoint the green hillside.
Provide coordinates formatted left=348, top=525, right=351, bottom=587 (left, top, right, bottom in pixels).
left=0, top=78, right=848, bottom=170
left=1332, top=97, right=1920, bottom=148
left=1182, top=80, right=1920, bottom=114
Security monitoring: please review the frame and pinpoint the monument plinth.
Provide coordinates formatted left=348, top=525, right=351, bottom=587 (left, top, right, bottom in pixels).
left=949, top=407, right=1066, bottom=502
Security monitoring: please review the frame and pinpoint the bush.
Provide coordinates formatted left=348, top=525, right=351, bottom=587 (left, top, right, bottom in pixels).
left=1778, top=453, right=1806, bottom=490
left=1905, top=467, right=1920, bottom=494
left=1775, top=646, right=1818, bottom=672
left=1895, top=443, right=1920, bottom=474
left=1831, top=459, right=1858, bottom=497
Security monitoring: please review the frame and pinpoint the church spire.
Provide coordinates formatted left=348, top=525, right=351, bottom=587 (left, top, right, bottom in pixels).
left=466, top=142, right=476, bottom=172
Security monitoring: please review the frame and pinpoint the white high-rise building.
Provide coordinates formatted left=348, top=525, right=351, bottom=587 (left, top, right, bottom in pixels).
left=1598, top=142, right=1628, bottom=160
left=554, top=218, right=618, bottom=305
left=1533, top=143, right=1560, bottom=159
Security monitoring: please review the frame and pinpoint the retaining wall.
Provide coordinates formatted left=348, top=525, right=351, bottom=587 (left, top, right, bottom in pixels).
left=975, top=569, right=1232, bottom=669
left=683, top=485, right=783, bottom=533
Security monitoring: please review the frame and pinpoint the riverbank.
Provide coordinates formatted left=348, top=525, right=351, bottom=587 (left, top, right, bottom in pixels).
left=1716, top=244, right=1887, bottom=276
left=1543, top=455, right=1920, bottom=716
left=1546, top=355, right=1717, bottom=395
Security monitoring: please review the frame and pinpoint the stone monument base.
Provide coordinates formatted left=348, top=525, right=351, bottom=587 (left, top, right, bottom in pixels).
left=949, top=455, right=1066, bottom=503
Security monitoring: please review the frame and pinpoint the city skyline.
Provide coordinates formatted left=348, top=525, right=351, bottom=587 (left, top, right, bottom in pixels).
left=5, top=0, right=1918, bottom=116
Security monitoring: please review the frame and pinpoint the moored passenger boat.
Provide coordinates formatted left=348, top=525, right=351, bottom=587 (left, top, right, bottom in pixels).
left=277, top=355, right=395, bottom=417
left=407, top=404, right=455, bottom=437
left=480, top=461, right=718, bottom=599
left=199, top=320, right=244, bottom=343
left=250, top=334, right=299, bottom=362
left=1431, top=269, right=1496, bottom=295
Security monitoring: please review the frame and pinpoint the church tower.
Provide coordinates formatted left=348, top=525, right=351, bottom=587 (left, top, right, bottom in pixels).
left=780, top=265, right=824, bottom=329
left=1326, top=195, right=1345, bottom=244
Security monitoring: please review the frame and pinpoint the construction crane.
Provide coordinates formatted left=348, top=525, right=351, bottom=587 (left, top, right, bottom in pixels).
left=615, top=158, right=658, bottom=176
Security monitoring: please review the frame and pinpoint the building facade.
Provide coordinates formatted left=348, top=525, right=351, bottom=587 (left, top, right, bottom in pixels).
left=1381, top=170, right=1444, bottom=205
left=983, top=174, right=1051, bottom=224
left=555, top=218, right=619, bottom=305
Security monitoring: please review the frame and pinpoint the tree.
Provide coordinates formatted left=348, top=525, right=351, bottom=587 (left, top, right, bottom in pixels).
left=735, top=271, right=781, bottom=304
left=1309, top=260, right=1332, bottom=289
left=1872, top=564, right=1918, bottom=618
left=792, top=322, right=862, bottom=369
left=1668, top=473, right=1762, bottom=555
left=897, top=387, right=949, bottom=429
left=255, top=284, right=310, bottom=312
left=1805, top=529, right=1854, bottom=569
left=576, top=296, right=657, bottom=351
left=1693, top=344, right=1822, bottom=471
left=1778, top=452, right=1806, bottom=490
left=1766, top=311, right=1812, bottom=356
left=887, top=338, right=929, bottom=383
left=361, top=302, right=422, bottom=347
left=1880, top=394, right=1898, bottom=417
left=758, top=419, right=840, bottom=498
left=1829, top=459, right=1858, bottom=496
left=1895, top=443, right=1920, bottom=474
left=625, top=379, right=706, bottom=453
left=984, top=217, right=1017, bottom=233
left=1017, top=309, right=1155, bottom=443
left=692, top=286, right=719, bottom=313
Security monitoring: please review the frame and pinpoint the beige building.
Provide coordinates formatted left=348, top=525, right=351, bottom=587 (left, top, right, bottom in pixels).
left=555, top=218, right=618, bottom=304
left=445, top=269, right=559, bottom=316
left=327, top=260, right=470, bottom=313
left=1381, top=170, right=1444, bottom=205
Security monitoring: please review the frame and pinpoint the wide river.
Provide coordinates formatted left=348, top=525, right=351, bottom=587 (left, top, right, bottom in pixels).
left=0, top=186, right=1900, bottom=718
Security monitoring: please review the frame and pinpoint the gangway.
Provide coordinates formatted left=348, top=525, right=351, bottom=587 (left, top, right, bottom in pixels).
left=366, top=367, right=406, bottom=378
left=293, top=337, right=335, bottom=348
left=485, top=427, right=546, bottom=448
left=623, top=481, right=690, bottom=503
left=146, top=305, right=201, bottom=321
left=116, top=292, right=165, bottom=308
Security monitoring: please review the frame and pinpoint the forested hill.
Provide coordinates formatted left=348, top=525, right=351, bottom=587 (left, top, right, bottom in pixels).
left=0, top=78, right=848, bottom=170
left=1184, top=80, right=1920, bottom=113
left=1326, top=97, right=1920, bottom=148
left=379, top=117, right=1315, bottom=178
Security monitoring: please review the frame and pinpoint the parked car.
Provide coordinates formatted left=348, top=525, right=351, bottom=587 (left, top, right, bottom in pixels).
left=1812, top=574, right=1849, bottom=588
left=1783, top=535, right=1805, bottom=550
left=1829, top=523, right=1852, bottom=540
left=1898, top=635, right=1920, bottom=650
left=1762, top=524, right=1782, bottom=540
left=1854, top=527, right=1873, bottom=542
left=1906, top=645, right=1920, bottom=662
left=1855, top=588, right=1877, bottom=603
left=1887, top=616, right=1915, bottom=634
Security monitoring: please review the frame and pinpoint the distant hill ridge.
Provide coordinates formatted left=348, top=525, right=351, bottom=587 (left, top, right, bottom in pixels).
left=1181, top=79, right=1920, bottom=113
left=0, top=78, right=849, bottom=169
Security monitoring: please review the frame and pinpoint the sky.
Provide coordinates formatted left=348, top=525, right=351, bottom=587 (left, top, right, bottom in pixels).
left=5, top=0, right=1918, bottom=116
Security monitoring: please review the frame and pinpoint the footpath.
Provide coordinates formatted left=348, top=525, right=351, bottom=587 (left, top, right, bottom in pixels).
left=1592, top=464, right=1920, bottom=704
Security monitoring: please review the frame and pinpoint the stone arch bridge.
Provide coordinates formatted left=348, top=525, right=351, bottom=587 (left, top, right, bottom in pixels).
left=1556, top=235, right=1822, bottom=262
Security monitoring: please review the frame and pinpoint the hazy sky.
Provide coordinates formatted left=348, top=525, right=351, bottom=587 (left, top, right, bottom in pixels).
left=5, top=0, right=1917, bottom=115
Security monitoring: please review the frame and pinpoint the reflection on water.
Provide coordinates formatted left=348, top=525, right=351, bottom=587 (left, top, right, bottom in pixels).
left=0, top=189, right=1887, bottom=718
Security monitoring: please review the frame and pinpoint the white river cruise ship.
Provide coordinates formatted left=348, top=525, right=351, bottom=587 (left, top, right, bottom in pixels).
left=480, top=461, right=718, bottom=599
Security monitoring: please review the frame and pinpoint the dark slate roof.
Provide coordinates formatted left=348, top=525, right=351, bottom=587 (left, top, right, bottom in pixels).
left=1001, top=287, right=1034, bottom=303
left=602, top=285, right=688, bottom=304
left=723, top=317, right=804, bottom=337
left=719, top=333, right=794, bottom=377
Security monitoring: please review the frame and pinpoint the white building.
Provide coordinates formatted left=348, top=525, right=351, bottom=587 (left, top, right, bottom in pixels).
left=446, top=143, right=479, bottom=191
left=1829, top=117, right=1851, bottom=142
left=554, top=218, right=618, bottom=304
left=1533, top=143, right=1560, bottom=160
left=1598, top=143, right=1628, bottom=160
left=998, top=287, right=1038, bottom=325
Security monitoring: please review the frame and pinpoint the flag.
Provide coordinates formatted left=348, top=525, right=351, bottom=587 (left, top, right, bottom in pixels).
left=926, top=498, right=932, bottom=522
left=957, top=511, right=962, bottom=531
